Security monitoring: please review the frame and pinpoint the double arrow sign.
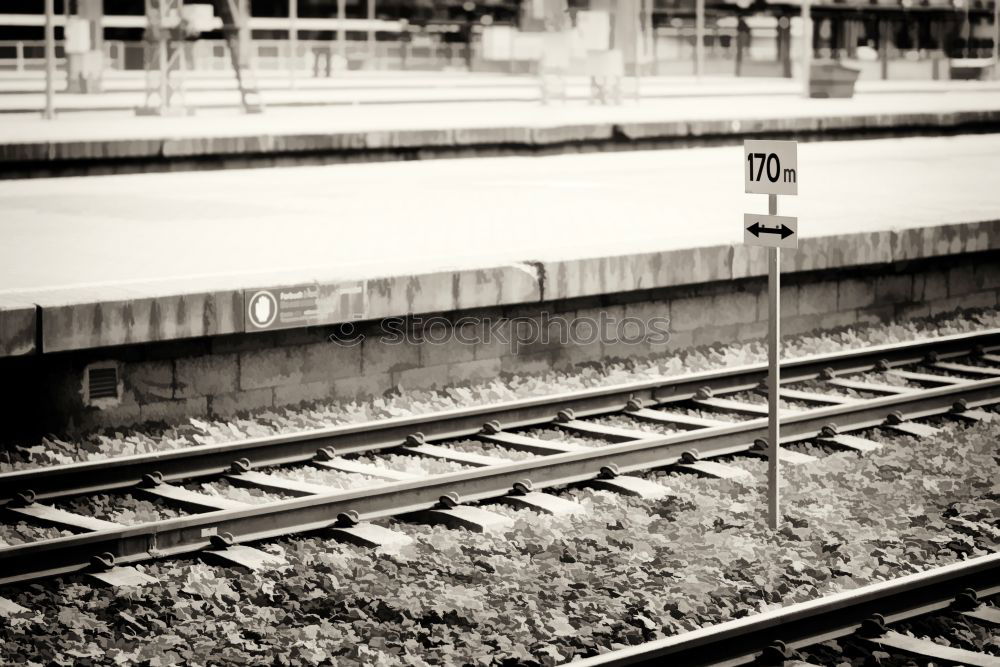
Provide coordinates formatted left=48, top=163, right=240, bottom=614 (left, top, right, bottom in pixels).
left=744, top=215, right=798, bottom=249
left=743, top=140, right=799, bottom=250
left=746, top=220, right=795, bottom=240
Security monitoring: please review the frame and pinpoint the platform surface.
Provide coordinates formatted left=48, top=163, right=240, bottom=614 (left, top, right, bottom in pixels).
left=2, top=82, right=999, bottom=145
left=1, top=133, right=999, bottom=354
left=2, top=133, right=997, bottom=291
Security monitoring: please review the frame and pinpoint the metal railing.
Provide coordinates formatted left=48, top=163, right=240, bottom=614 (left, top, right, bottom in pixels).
left=0, top=38, right=476, bottom=74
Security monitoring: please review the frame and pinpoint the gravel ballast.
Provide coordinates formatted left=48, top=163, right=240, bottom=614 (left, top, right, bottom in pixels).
left=2, top=410, right=998, bottom=665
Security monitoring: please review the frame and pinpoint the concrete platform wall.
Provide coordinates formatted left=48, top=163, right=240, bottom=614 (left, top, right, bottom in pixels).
left=4, top=109, right=1000, bottom=179
left=3, top=248, right=998, bottom=440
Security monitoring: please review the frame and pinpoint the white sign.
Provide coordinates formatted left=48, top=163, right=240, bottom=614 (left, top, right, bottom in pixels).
left=244, top=281, right=367, bottom=333
left=247, top=290, right=278, bottom=329
left=744, top=213, right=798, bottom=249
left=744, top=140, right=798, bottom=196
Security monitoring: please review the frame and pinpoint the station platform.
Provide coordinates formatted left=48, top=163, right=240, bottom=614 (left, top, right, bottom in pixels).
left=3, top=72, right=998, bottom=114
left=2, top=80, right=1000, bottom=178
left=2, top=133, right=999, bottom=359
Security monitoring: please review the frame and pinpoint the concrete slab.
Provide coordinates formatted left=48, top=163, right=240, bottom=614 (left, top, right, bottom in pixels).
left=952, top=409, right=996, bottom=423
left=962, top=605, right=1000, bottom=627
left=543, top=245, right=734, bottom=302
left=676, top=459, right=752, bottom=480
left=203, top=544, right=287, bottom=570
left=864, top=630, right=998, bottom=667
left=0, top=297, right=35, bottom=356
left=631, top=410, right=731, bottom=429
left=88, top=566, right=158, bottom=587
left=139, top=483, right=252, bottom=512
left=747, top=447, right=818, bottom=465
left=330, top=522, right=414, bottom=549
left=7, top=504, right=122, bottom=532
left=404, top=443, right=511, bottom=467
left=887, top=421, right=941, bottom=438
left=313, top=457, right=421, bottom=482
left=2, top=134, right=1000, bottom=356
left=416, top=505, right=515, bottom=533
left=30, top=284, right=244, bottom=353
left=478, top=432, right=589, bottom=454
left=500, top=491, right=584, bottom=515
left=819, top=434, right=882, bottom=453
left=590, top=475, right=671, bottom=499
left=226, top=471, right=335, bottom=496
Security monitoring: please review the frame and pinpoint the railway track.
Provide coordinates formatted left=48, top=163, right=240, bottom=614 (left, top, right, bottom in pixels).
left=1, top=328, right=1000, bottom=586
left=575, top=551, right=1000, bottom=666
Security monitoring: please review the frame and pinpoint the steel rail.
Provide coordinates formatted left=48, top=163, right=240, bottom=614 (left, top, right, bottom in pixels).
left=2, top=372, right=999, bottom=586
left=571, top=553, right=1000, bottom=666
left=2, top=328, right=999, bottom=505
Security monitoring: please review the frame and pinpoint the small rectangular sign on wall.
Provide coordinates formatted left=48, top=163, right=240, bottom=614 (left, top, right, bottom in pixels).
left=244, top=281, right=367, bottom=332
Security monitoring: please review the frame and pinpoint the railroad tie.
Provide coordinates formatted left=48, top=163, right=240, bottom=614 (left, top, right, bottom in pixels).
left=503, top=492, right=583, bottom=515
left=225, top=470, right=336, bottom=497
left=932, top=361, right=1000, bottom=377
left=674, top=452, right=752, bottom=480
left=202, top=533, right=287, bottom=571
left=412, top=494, right=515, bottom=534
left=90, top=566, right=159, bottom=588
left=6, top=504, right=123, bottom=533
left=692, top=396, right=774, bottom=416
left=556, top=419, right=653, bottom=443
left=331, top=522, right=414, bottom=549
left=628, top=408, right=730, bottom=430
left=886, top=369, right=968, bottom=386
left=962, top=605, right=1000, bottom=628
left=778, top=388, right=861, bottom=405
left=954, top=409, right=996, bottom=422
left=590, top=475, right=672, bottom=499
left=950, top=399, right=997, bottom=423
left=312, top=452, right=422, bottom=482
left=138, top=482, right=253, bottom=513
left=477, top=431, right=588, bottom=454
left=329, top=511, right=414, bottom=549
left=862, top=630, right=1000, bottom=667
left=884, top=413, right=941, bottom=438
left=745, top=439, right=817, bottom=465
left=817, top=433, right=882, bottom=453
left=403, top=442, right=511, bottom=467
left=87, top=553, right=158, bottom=588
left=826, top=378, right=914, bottom=394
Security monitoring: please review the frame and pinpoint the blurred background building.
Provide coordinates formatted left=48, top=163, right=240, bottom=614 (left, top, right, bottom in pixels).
left=0, top=0, right=996, bottom=88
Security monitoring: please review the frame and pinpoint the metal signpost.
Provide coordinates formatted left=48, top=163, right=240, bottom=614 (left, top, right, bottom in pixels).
left=289, top=0, right=298, bottom=88
left=801, top=0, right=812, bottom=97
left=995, top=0, right=999, bottom=81
left=743, top=139, right=798, bottom=530
left=44, top=0, right=56, bottom=120
left=694, top=0, right=705, bottom=78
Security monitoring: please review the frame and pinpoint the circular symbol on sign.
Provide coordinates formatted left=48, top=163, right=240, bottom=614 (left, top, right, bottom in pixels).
left=248, top=290, right=277, bottom=329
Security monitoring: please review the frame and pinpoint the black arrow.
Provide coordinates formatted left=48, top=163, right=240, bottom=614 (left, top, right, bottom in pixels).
left=747, top=222, right=794, bottom=239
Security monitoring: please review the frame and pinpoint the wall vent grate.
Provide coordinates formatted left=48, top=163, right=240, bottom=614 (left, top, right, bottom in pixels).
left=87, top=366, right=119, bottom=401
